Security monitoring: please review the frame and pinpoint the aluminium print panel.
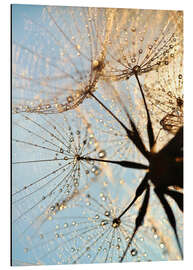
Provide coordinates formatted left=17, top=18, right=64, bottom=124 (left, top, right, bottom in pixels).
left=11, top=4, right=183, bottom=266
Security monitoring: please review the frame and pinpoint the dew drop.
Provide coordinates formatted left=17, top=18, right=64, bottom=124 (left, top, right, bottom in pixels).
left=101, top=220, right=108, bottom=226
left=91, top=165, right=100, bottom=175
left=105, top=210, right=110, bottom=217
left=131, top=57, right=136, bottom=63
left=55, top=233, right=60, bottom=238
left=98, top=150, right=106, bottom=158
left=160, top=243, right=165, bottom=249
left=67, top=96, right=74, bottom=103
left=131, top=248, right=138, bottom=256
left=112, top=218, right=121, bottom=228
left=131, top=27, right=136, bottom=32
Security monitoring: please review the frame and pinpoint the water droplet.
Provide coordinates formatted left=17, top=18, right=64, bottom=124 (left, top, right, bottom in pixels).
left=101, top=220, right=108, bottom=226
left=50, top=205, right=55, bottom=211
left=131, top=57, right=136, bottom=63
left=154, top=234, right=158, bottom=239
left=131, top=27, right=136, bottom=32
left=86, top=201, right=91, bottom=206
left=71, top=247, right=75, bottom=252
left=178, top=74, right=183, bottom=79
left=55, top=233, right=60, bottom=238
left=64, top=223, right=68, bottom=228
left=95, top=214, right=100, bottom=219
left=91, top=166, right=100, bottom=175
left=139, top=49, right=143, bottom=54
left=98, top=150, right=106, bottom=158
left=105, top=211, right=110, bottom=217
left=67, top=96, right=74, bottom=103
left=92, top=60, right=99, bottom=68
left=112, top=218, right=121, bottom=228
left=131, top=248, right=137, bottom=256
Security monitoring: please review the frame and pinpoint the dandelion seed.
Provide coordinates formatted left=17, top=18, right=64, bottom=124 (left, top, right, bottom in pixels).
left=12, top=6, right=112, bottom=114
left=12, top=110, right=101, bottom=232
left=144, top=54, right=183, bottom=137
left=103, top=9, right=183, bottom=81
left=20, top=182, right=168, bottom=264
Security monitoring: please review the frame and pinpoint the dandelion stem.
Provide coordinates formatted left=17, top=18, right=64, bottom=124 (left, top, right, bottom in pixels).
left=81, top=156, right=148, bottom=170
left=90, top=92, right=149, bottom=159
left=90, top=92, right=132, bottom=136
left=134, top=73, right=155, bottom=149
left=117, top=172, right=149, bottom=219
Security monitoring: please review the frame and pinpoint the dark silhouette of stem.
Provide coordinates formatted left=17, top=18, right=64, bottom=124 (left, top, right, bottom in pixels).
left=134, top=73, right=155, bottom=149
left=120, top=185, right=150, bottom=262
left=90, top=92, right=149, bottom=159
left=154, top=187, right=183, bottom=258
left=81, top=156, right=148, bottom=170
left=117, top=172, right=149, bottom=219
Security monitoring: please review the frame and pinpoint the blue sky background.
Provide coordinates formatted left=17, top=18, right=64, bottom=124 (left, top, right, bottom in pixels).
left=12, top=4, right=44, bottom=42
